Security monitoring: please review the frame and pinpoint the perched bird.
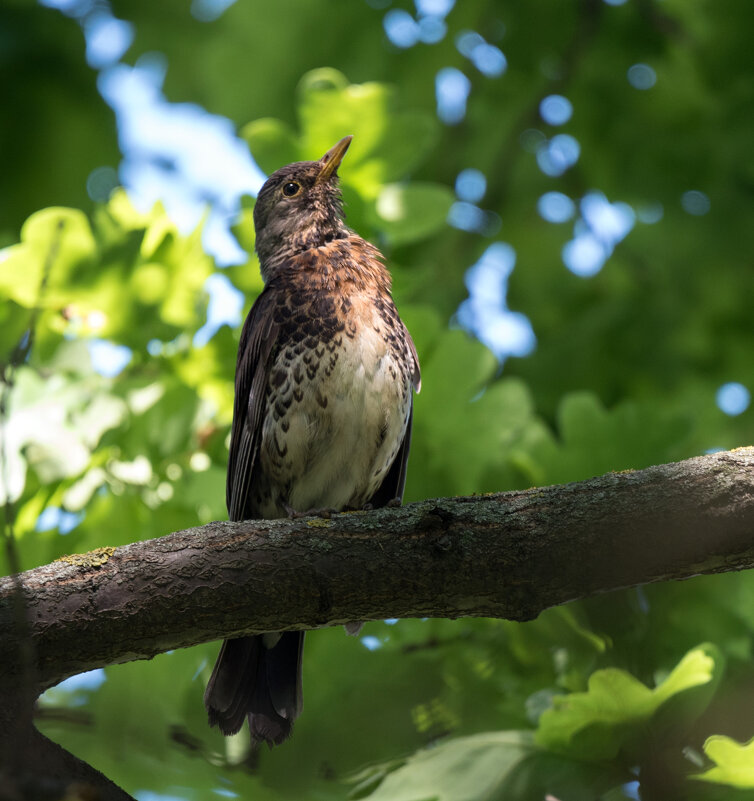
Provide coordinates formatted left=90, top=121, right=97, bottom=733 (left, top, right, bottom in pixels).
left=204, top=136, right=421, bottom=746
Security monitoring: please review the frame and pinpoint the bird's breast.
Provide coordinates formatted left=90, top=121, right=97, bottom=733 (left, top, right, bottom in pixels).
left=255, top=289, right=411, bottom=517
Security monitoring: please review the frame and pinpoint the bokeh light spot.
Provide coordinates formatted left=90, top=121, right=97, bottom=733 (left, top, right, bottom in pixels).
left=84, top=13, right=134, bottom=68
left=383, top=9, right=420, bottom=48
left=194, top=273, right=244, bottom=347
left=435, top=67, right=471, bottom=124
left=191, top=0, right=237, bottom=22
left=465, top=243, right=515, bottom=299
left=622, top=782, right=641, bottom=801
left=539, top=94, right=573, bottom=126
left=40, top=0, right=95, bottom=12
left=455, top=30, right=506, bottom=76
left=637, top=202, right=664, bottom=224
left=86, top=166, right=119, bottom=202
left=562, top=192, right=635, bottom=277
left=716, top=382, right=750, bottom=416
left=581, top=192, right=635, bottom=243
left=455, top=30, right=484, bottom=57
left=448, top=202, right=487, bottom=232
left=681, top=190, right=711, bottom=216
left=627, top=63, right=656, bottom=90
left=455, top=168, right=487, bottom=203
left=562, top=234, right=608, bottom=277
left=36, top=506, right=84, bottom=534
left=538, top=192, right=575, bottom=223
left=457, top=243, right=536, bottom=362
left=417, top=15, right=447, bottom=43
left=536, top=134, right=580, bottom=176
left=88, top=340, right=132, bottom=377
left=471, top=43, right=507, bottom=77
left=415, top=0, right=455, bottom=15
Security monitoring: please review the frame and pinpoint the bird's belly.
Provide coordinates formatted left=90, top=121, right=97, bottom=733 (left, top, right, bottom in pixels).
left=257, top=326, right=410, bottom=517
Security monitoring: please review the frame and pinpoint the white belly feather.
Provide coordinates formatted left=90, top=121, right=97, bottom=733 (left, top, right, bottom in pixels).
left=257, top=323, right=410, bottom=517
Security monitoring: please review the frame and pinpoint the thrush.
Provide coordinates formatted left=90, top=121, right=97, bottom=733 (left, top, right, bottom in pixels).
left=203, top=136, right=421, bottom=746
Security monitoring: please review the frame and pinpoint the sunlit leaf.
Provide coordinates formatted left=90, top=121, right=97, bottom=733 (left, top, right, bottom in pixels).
left=368, top=183, right=454, bottom=246
left=694, top=736, right=754, bottom=788
left=536, top=644, right=723, bottom=760
left=354, top=730, right=624, bottom=801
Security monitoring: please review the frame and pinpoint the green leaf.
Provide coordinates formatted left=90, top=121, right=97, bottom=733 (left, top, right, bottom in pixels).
left=354, top=730, right=624, bottom=801
left=695, top=736, right=754, bottom=788
left=536, top=644, right=723, bottom=760
left=240, top=117, right=300, bottom=176
left=0, top=207, right=96, bottom=308
left=367, top=183, right=454, bottom=246
left=296, top=68, right=389, bottom=161
left=296, top=68, right=438, bottom=197
left=1, top=194, right=214, bottom=358
left=408, top=327, right=543, bottom=499
left=240, top=68, right=441, bottom=213
left=525, top=391, right=693, bottom=486
left=360, top=731, right=533, bottom=801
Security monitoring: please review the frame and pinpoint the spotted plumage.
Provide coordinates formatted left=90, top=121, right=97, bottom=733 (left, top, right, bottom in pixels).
left=204, top=137, right=420, bottom=747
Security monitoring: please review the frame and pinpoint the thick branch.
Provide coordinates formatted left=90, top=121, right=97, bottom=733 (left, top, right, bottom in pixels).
left=2, top=448, right=754, bottom=694
left=0, top=718, right=135, bottom=801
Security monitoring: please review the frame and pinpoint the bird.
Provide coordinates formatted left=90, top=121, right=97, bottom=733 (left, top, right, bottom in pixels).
left=203, top=136, right=421, bottom=747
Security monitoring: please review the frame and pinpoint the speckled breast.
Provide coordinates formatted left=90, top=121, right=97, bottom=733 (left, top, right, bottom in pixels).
left=251, top=283, right=413, bottom=518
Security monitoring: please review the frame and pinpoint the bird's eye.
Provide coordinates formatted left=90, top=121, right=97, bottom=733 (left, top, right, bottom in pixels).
left=282, top=182, right=300, bottom=197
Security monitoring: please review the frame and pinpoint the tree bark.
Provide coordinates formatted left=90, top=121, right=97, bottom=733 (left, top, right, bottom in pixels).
left=2, top=447, right=754, bottom=699
left=0, top=716, right=136, bottom=801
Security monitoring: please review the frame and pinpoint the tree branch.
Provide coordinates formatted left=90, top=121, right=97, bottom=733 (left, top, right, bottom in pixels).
left=0, top=716, right=136, bottom=801
left=2, top=447, right=753, bottom=797
left=2, top=448, right=753, bottom=697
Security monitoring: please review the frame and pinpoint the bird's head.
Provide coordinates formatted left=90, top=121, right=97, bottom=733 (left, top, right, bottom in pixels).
left=253, top=136, right=353, bottom=274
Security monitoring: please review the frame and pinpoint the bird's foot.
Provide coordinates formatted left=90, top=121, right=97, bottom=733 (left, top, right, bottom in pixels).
left=285, top=504, right=339, bottom=519
left=386, top=497, right=402, bottom=508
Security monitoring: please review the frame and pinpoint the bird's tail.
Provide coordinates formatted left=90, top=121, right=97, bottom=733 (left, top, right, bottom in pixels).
left=204, top=632, right=304, bottom=746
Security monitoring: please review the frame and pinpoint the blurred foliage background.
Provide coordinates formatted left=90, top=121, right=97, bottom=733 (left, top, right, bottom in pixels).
left=2, top=0, right=754, bottom=799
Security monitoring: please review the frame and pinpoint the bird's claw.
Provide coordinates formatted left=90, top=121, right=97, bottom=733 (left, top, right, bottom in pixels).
left=285, top=504, right=339, bottom=519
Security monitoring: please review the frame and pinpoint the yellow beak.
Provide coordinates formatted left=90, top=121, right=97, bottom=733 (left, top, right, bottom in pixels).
left=316, top=136, right=353, bottom=184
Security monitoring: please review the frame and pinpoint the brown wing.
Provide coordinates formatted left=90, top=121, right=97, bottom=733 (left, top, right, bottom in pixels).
left=367, top=401, right=414, bottom=508
left=226, top=288, right=279, bottom=522
left=405, top=322, right=421, bottom=393
left=367, top=323, right=421, bottom=508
